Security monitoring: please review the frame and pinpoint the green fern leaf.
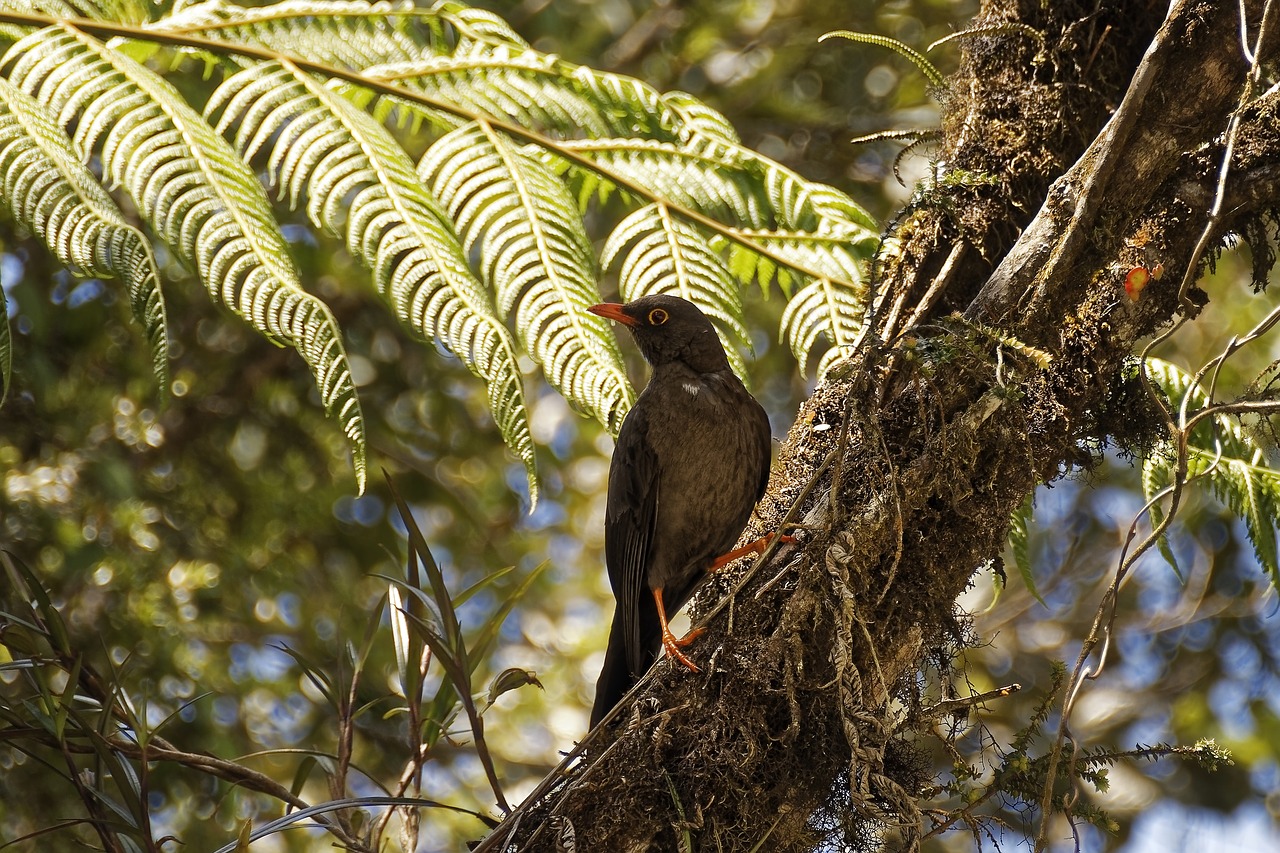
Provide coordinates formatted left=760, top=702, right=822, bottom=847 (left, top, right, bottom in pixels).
left=363, top=47, right=638, bottom=139
left=7, top=25, right=367, bottom=490
left=820, top=30, right=944, bottom=87
left=1141, top=450, right=1182, bottom=579
left=154, top=0, right=445, bottom=70
left=1203, top=452, right=1280, bottom=588
left=1008, top=492, right=1046, bottom=606
left=548, top=137, right=766, bottom=226
left=0, top=0, right=149, bottom=31
left=1142, top=358, right=1253, bottom=459
left=420, top=122, right=633, bottom=432
left=602, top=203, right=749, bottom=377
left=209, top=59, right=537, bottom=501
left=661, top=90, right=740, bottom=143
left=717, top=226, right=873, bottom=296
left=1141, top=358, right=1280, bottom=586
left=433, top=0, right=528, bottom=47
left=780, top=276, right=866, bottom=378
left=0, top=77, right=169, bottom=396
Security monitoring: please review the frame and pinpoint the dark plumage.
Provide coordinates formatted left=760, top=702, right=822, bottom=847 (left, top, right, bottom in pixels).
left=587, top=295, right=772, bottom=727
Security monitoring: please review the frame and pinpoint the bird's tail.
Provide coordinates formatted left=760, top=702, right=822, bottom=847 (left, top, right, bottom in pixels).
left=590, top=611, right=635, bottom=727
left=590, top=609, right=658, bottom=727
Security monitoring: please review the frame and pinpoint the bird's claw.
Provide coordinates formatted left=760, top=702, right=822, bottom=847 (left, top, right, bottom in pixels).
left=662, top=627, right=703, bottom=672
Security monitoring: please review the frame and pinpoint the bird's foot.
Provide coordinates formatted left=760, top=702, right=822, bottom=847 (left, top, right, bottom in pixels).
left=662, top=626, right=703, bottom=672
left=710, top=532, right=797, bottom=571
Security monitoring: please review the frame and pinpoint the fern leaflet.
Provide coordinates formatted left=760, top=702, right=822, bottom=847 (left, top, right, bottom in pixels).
left=421, top=121, right=633, bottom=432
left=7, top=24, right=368, bottom=490
left=0, top=76, right=169, bottom=396
left=209, top=59, right=537, bottom=500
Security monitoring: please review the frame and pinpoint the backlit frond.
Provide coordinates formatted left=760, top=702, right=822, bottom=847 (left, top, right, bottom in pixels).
left=719, top=226, right=874, bottom=295
left=421, top=122, right=633, bottom=432
left=209, top=59, right=536, bottom=500
left=780, top=277, right=866, bottom=379
left=355, top=32, right=680, bottom=141
left=548, top=137, right=766, bottom=226
left=603, top=202, right=749, bottom=377
left=0, top=77, right=169, bottom=396
left=662, top=91, right=740, bottom=144
left=154, top=0, right=444, bottom=69
left=363, top=47, right=618, bottom=138
left=1142, top=358, right=1252, bottom=459
left=0, top=0, right=148, bottom=25
left=0, top=0, right=891, bottom=498
left=1140, top=358, right=1280, bottom=586
left=0, top=0, right=150, bottom=40
left=6, top=24, right=367, bottom=490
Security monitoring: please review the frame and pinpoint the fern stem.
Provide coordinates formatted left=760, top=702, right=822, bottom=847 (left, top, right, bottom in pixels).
left=0, top=10, right=865, bottom=291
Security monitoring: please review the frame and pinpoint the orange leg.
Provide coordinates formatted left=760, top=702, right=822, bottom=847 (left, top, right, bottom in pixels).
left=654, top=588, right=702, bottom=673
left=709, top=532, right=797, bottom=571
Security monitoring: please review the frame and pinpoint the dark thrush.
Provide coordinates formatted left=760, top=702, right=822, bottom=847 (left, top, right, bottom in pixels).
left=587, top=295, right=772, bottom=727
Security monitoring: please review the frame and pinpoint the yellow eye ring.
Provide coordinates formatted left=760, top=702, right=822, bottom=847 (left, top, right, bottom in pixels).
left=648, top=308, right=669, bottom=325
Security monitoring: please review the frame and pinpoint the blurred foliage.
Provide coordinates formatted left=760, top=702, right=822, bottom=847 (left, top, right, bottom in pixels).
left=2, top=0, right=1279, bottom=851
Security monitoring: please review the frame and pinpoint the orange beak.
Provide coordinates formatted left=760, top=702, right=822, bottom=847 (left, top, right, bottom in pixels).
left=588, top=302, right=638, bottom=326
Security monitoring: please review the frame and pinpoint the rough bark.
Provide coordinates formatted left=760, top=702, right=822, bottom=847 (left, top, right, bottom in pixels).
left=479, top=1, right=1280, bottom=850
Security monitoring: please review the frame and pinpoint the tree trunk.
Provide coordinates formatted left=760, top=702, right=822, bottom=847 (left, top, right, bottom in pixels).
left=480, top=1, right=1280, bottom=850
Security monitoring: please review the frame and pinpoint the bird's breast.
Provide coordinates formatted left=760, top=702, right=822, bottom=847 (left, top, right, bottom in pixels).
left=638, top=369, right=770, bottom=594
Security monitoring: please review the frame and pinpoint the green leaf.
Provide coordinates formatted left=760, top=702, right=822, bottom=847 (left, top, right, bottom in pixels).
left=0, top=77, right=169, bottom=395
left=210, top=59, right=537, bottom=501
left=155, top=0, right=446, bottom=70
left=7, top=24, right=367, bottom=490
left=1008, top=493, right=1046, bottom=607
left=1140, top=358, right=1280, bottom=588
left=820, top=30, right=944, bottom=87
left=780, top=276, right=866, bottom=378
left=421, top=121, right=634, bottom=432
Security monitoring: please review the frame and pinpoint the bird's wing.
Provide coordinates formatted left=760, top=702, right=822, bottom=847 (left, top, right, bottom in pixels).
left=605, top=406, right=660, bottom=678
left=752, top=399, right=772, bottom=501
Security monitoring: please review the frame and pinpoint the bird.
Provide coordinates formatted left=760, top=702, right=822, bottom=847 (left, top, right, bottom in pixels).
left=587, top=294, right=773, bottom=728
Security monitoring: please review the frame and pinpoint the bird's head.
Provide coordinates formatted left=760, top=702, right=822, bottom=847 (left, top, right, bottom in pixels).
left=589, top=295, right=730, bottom=373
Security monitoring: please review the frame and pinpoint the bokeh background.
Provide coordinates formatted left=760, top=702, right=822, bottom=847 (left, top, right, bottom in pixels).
left=2, top=1, right=1278, bottom=850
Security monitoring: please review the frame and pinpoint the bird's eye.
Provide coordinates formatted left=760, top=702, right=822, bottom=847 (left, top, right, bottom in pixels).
left=648, top=308, right=669, bottom=325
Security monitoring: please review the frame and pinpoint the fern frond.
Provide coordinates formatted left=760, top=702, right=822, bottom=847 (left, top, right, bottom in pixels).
left=362, top=45, right=686, bottom=141
left=820, top=30, right=944, bottom=87
left=1141, top=358, right=1280, bottom=585
left=718, top=226, right=873, bottom=295
left=603, top=203, right=749, bottom=377
left=421, top=122, right=633, bottom=432
left=363, top=47, right=620, bottom=138
left=1008, top=493, right=1045, bottom=606
left=209, top=59, right=537, bottom=501
left=1143, top=358, right=1253, bottom=460
left=0, top=77, right=169, bottom=394
left=1197, top=450, right=1280, bottom=588
left=431, top=0, right=527, bottom=47
left=155, top=0, right=444, bottom=70
left=548, top=137, right=766, bottom=226
left=0, top=0, right=149, bottom=41
left=1141, top=448, right=1182, bottom=577
left=661, top=90, right=740, bottom=143
left=7, top=25, right=367, bottom=490
left=780, top=276, right=866, bottom=378
left=0, top=0, right=148, bottom=25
